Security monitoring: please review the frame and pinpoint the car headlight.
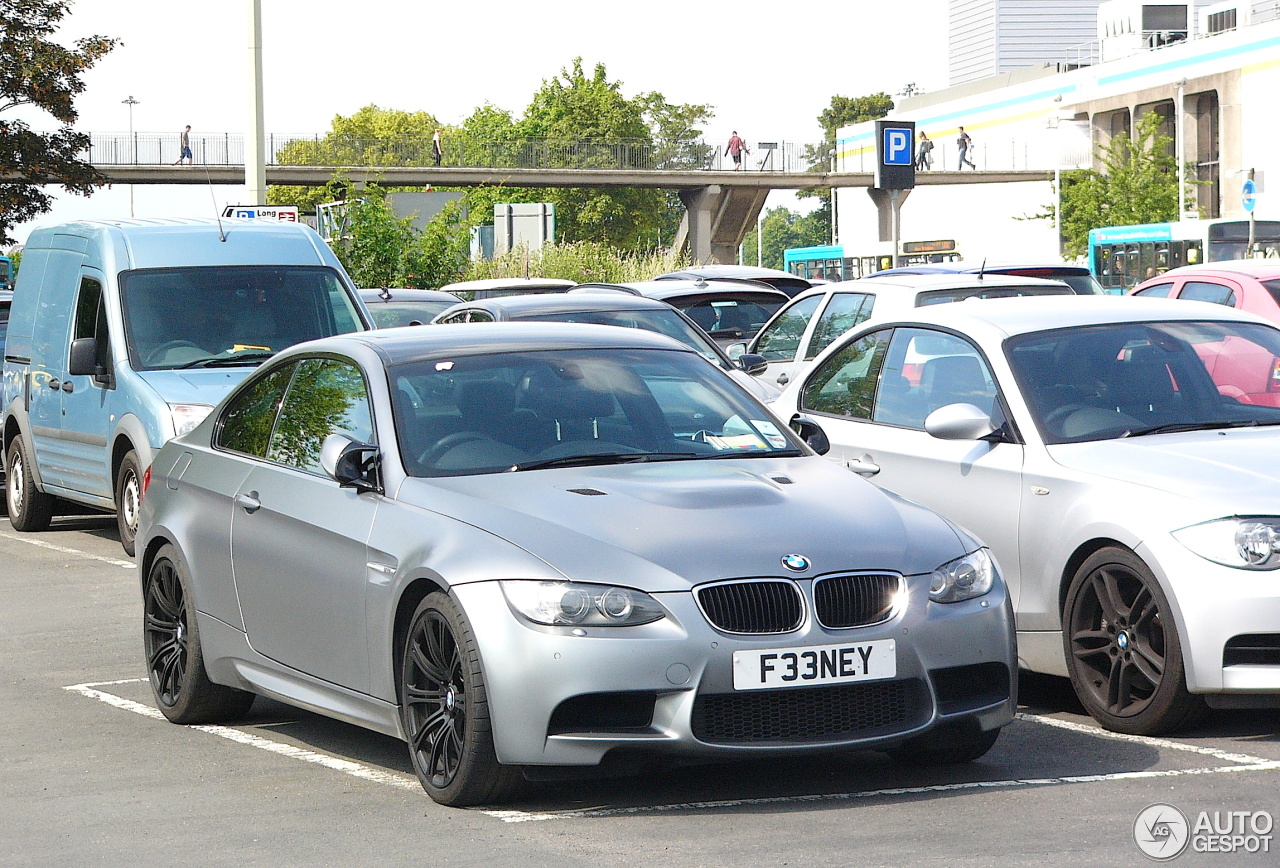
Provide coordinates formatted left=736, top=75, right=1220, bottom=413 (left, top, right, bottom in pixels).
left=930, top=548, right=996, bottom=603
left=500, top=581, right=667, bottom=627
left=1173, top=517, right=1280, bottom=570
left=169, top=403, right=214, bottom=438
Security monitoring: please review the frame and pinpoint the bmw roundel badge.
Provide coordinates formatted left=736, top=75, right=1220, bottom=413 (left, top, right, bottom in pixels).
left=781, top=554, right=811, bottom=572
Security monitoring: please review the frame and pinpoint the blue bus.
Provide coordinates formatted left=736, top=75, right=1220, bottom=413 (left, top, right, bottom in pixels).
left=784, top=240, right=960, bottom=282
left=1088, top=218, right=1280, bottom=292
left=0, top=255, right=12, bottom=292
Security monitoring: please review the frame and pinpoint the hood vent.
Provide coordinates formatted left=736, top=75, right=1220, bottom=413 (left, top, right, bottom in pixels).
left=567, top=487, right=608, bottom=496
left=770, top=476, right=794, bottom=485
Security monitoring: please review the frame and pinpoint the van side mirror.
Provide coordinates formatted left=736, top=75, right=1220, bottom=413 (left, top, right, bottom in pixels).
left=788, top=414, right=831, bottom=455
left=68, top=337, right=110, bottom=384
left=320, top=433, right=383, bottom=493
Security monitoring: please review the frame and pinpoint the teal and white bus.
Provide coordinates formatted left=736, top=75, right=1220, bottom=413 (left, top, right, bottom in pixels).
left=783, top=240, right=960, bottom=282
left=1088, top=218, right=1280, bottom=293
left=0, top=254, right=12, bottom=292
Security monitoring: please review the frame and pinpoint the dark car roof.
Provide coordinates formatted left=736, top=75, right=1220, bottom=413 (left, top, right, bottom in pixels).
left=358, top=288, right=460, bottom=303
left=443, top=292, right=679, bottom=318
left=610, top=279, right=790, bottom=303
left=656, top=265, right=812, bottom=295
left=304, top=321, right=695, bottom=366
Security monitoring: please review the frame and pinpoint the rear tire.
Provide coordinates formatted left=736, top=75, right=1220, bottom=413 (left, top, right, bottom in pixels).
left=6, top=436, right=54, bottom=532
left=144, top=543, right=255, bottom=724
left=115, top=450, right=142, bottom=557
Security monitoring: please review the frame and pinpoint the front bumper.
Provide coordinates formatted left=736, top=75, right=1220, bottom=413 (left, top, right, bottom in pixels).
left=454, top=575, right=1017, bottom=767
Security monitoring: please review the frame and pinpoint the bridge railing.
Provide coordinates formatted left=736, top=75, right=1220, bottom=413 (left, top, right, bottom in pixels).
left=82, top=132, right=828, bottom=173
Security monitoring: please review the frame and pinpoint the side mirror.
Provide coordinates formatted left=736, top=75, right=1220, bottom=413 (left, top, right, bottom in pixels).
left=320, top=433, right=382, bottom=493
left=788, top=414, right=830, bottom=455
left=725, top=341, right=747, bottom=360
left=924, top=403, right=997, bottom=441
left=68, top=337, right=100, bottom=377
left=736, top=353, right=769, bottom=376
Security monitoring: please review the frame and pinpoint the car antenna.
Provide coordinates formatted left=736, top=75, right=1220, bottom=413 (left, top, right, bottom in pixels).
left=204, top=167, right=227, bottom=242
left=379, top=287, right=393, bottom=300
left=978, top=257, right=987, bottom=280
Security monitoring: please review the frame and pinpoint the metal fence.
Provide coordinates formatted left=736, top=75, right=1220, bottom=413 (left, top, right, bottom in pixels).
left=82, top=132, right=827, bottom=173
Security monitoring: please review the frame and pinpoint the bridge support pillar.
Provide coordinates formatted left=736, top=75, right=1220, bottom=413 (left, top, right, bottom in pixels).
left=676, top=185, right=770, bottom=264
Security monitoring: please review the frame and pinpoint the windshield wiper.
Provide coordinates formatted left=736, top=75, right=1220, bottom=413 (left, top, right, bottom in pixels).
left=702, top=448, right=804, bottom=459
left=1122, top=419, right=1269, bottom=437
left=511, top=452, right=704, bottom=472
left=176, top=352, right=276, bottom=369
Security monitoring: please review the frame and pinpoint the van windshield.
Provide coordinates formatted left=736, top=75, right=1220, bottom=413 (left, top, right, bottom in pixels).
left=120, top=265, right=365, bottom=371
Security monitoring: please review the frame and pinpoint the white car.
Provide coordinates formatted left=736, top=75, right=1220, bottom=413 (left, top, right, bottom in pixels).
left=743, top=274, right=1074, bottom=391
left=773, top=295, right=1280, bottom=734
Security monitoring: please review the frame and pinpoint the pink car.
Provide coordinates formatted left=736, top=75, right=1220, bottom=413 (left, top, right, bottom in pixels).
left=1133, top=261, right=1280, bottom=406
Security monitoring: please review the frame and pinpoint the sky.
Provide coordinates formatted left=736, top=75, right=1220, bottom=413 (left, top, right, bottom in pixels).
left=10, top=0, right=951, bottom=243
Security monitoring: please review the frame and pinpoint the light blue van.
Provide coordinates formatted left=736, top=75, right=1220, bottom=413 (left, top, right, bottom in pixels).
left=1, top=218, right=370, bottom=554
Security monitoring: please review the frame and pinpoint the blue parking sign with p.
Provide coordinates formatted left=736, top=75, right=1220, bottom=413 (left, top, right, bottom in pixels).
left=874, top=119, right=916, bottom=190
left=884, top=128, right=912, bottom=165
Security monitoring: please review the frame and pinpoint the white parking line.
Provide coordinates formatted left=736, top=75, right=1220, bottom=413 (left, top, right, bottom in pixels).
left=66, top=680, right=1280, bottom=821
left=0, top=531, right=136, bottom=569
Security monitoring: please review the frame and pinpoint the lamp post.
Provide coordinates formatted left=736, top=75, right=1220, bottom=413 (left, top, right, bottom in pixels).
left=122, top=95, right=140, bottom=216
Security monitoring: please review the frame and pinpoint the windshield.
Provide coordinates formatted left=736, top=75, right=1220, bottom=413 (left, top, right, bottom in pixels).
left=518, top=308, right=726, bottom=366
left=915, top=284, right=1074, bottom=306
left=667, top=294, right=786, bottom=343
left=120, top=266, right=365, bottom=370
left=391, top=348, right=799, bottom=477
left=1006, top=320, right=1280, bottom=444
left=367, top=300, right=455, bottom=328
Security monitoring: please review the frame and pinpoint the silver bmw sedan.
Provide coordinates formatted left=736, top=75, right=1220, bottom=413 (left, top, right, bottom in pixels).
left=137, top=323, right=1016, bottom=806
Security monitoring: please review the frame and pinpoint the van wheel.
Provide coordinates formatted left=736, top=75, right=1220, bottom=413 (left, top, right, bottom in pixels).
left=115, top=450, right=142, bottom=557
left=7, top=436, right=54, bottom=532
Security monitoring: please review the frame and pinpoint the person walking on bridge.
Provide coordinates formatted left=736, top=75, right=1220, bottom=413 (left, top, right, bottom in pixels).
left=173, top=125, right=193, bottom=166
left=725, top=131, right=750, bottom=170
left=957, top=126, right=976, bottom=170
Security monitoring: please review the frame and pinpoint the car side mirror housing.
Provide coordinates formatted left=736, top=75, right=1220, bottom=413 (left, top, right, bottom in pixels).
left=68, top=337, right=112, bottom=384
left=924, top=403, right=997, bottom=441
left=725, top=341, right=747, bottom=360
left=320, top=433, right=383, bottom=493
left=788, top=414, right=830, bottom=455
left=736, top=353, right=768, bottom=376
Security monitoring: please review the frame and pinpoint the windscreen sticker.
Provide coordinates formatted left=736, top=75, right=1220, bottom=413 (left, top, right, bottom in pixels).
left=752, top=420, right=790, bottom=449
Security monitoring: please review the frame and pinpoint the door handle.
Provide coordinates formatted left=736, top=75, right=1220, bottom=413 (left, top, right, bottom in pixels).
left=48, top=378, right=60, bottom=390
left=234, top=491, right=261, bottom=514
left=844, top=456, right=881, bottom=477
left=61, top=381, right=74, bottom=393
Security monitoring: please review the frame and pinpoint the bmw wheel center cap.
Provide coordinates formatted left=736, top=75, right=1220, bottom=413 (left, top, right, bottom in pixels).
left=781, top=554, right=811, bottom=572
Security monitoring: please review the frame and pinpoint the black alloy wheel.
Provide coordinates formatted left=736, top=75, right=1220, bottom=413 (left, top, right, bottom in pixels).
left=1064, top=547, right=1205, bottom=735
left=400, top=592, right=523, bottom=806
left=143, top=544, right=255, bottom=724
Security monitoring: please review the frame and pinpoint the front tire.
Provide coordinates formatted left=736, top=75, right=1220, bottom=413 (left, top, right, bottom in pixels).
left=400, top=592, right=524, bottom=806
left=115, top=450, right=142, bottom=557
left=1064, top=547, right=1205, bottom=735
left=6, top=436, right=54, bottom=532
left=144, top=544, right=255, bottom=724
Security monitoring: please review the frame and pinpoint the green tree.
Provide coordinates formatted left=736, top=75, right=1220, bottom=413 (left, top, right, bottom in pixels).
left=742, top=205, right=833, bottom=269
left=0, top=0, right=118, bottom=245
left=1031, top=111, right=1183, bottom=258
left=329, top=186, right=469, bottom=289
left=798, top=91, right=895, bottom=221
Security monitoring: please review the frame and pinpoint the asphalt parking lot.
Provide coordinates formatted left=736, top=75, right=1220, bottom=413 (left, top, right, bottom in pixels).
left=4, top=515, right=1279, bottom=867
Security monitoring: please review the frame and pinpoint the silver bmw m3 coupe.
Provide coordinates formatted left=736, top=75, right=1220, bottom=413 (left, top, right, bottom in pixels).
left=137, top=323, right=1016, bottom=806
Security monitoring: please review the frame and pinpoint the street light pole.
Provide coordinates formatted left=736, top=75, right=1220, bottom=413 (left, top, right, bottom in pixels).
left=122, top=95, right=140, bottom=216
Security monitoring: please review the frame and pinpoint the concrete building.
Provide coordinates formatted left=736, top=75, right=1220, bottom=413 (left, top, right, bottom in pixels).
left=837, top=2, right=1280, bottom=265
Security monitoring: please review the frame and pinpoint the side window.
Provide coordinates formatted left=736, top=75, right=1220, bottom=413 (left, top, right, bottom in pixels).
left=800, top=329, right=891, bottom=419
left=267, top=358, right=374, bottom=474
left=467, top=310, right=495, bottom=323
left=215, top=364, right=296, bottom=457
left=874, top=329, right=1001, bottom=430
left=805, top=293, right=874, bottom=360
left=72, top=276, right=111, bottom=373
left=1180, top=281, right=1237, bottom=307
left=439, top=311, right=470, bottom=324
left=1135, top=282, right=1175, bottom=298
left=753, top=295, right=822, bottom=361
